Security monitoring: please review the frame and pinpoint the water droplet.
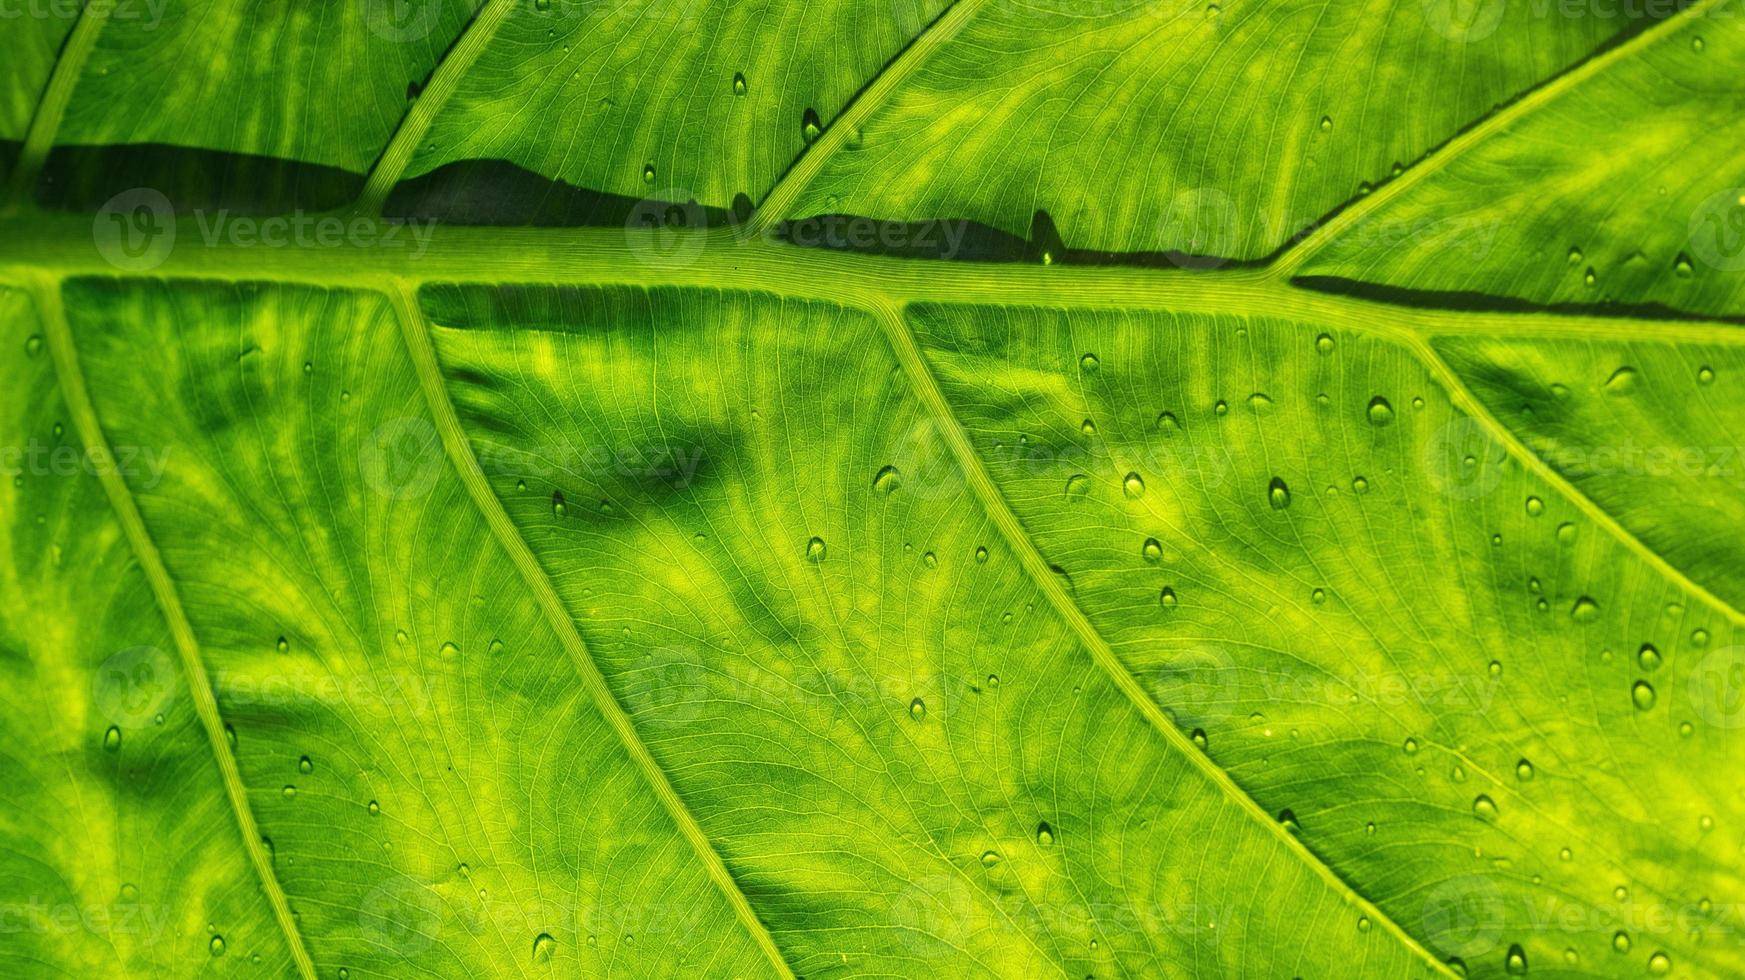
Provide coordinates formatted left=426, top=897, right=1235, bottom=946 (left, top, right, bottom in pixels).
left=922, top=551, right=938, bottom=568
left=1585, top=267, right=1598, bottom=288
left=1613, top=930, right=1631, bottom=952
left=1064, top=473, right=1090, bottom=499
left=1122, top=472, right=1145, bottom=498
left=1156, top=411, right=1180, bottom=432
left=1451, top=764, right=1468, bottom=783
left=980, top=850, right=1001, bottom=867
left=1190, top=728, right=1207, bottom=749
left=1472, top=794, right=1497, bottom=820
left=805, top=537, right=827, bottom=562
left=1320, top=115, right=1333, bottom=132
left=1559, top=847, right=1572, bottom=861
left=1278, top=809, right=1299, bottom=832
left=1675, top=252, right=1695, bottom=278
left=103, top=726, right=121, bottom=751
left=1556, top=522, right=1576, bottom=545
left=1311, top=587, right=1326, bottom=605
left=1506, top=943, right=1527, bottom=975
left=298, top=755, right=313, bottom=774
left=551, top=491, right=567, bottom=517
left=1036, top=822, right=1054, bottom=846
left=1570, top=597, right=1599, bottom=622
left=1141, top=538, right=1163, bottom=562
left=1692, top=628, right=1711, bottom=647
left=1636, top=643, right=1661, bottom=671
left=1351, top=475, right=1369, bottom=494
left=1247, top=392, right=1273, bottom=412
left=1316, top=333, right=1334, bottom=354
left=974, top=546, right=988, bottom=564
left=1403, top=737, right=1419, bottom=755
left=1267, top=477, right=1291, bottom=511
left=367, top=800, right=380, bottom=815
left=1568, top=246, right=1584, bottom=266
left=210, top=935, right=225, bottom=957
left=1632, top=680, right=1656, bottom=710
left=1366, top=396, right=1394, bottom=426
left=276, top=635, right=289, bottom=653
left=1214, top=399, right=1228, bottom=416
left=642, top=163, right=655, bottom=184
left=801, top=108, right=822, bottom=142
left=1699, top=813, right=1715, bottom=832
left=1515, top=758, right=1534, bottom=781
left=1697, top=365, right=1715, bottom=385
left=873, top=465, right=901, bottom=493
left=1649, top=952, right=1671, bottom=975
left=1357, top=916, right=1371, bottom=933
left=282, top=785, right=296, bottom=798
left=1679, top=721, right=1694, bottom=737
left=1605, top=366, right=1639, bottom=394
left=25, top=335, right=43, bottom=356
left=1158, top=586, right=1177, bottom=607
left=1489, top=660, right=1503, bottom=678
left=909, top=698, right=926, bottom=720
left=533, top=933, right=555, bottom=962
left=1693, top=35, right=1706, bottom=51
left=732, top=72, right=747, bottom=96
left=1079, top=352, right=1099, bottom=373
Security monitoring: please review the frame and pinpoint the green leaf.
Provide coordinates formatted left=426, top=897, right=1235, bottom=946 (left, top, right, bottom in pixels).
left=1, top=2, right=1744, bottom=979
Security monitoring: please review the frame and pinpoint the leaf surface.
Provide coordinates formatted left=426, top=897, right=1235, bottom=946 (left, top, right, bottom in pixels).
left=1, top=2, right=1743, bottom=979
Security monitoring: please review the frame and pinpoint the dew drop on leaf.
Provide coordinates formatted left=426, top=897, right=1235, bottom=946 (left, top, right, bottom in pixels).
left=802, top=108, right=822, bottom=143
left=551, top=491, right=567, bottom=517
left=805, top=537, right=826, bottom=562
left=1674, top=252, right=1694, bottom=278
left=1142, top=538, right=1162, bottom=561
left=103, top=726, right=121, bottom=752
left=1122, top=472, right=1145, bottom=498
left=1035, top=822, right=1054, bottom=846
left=1631, top=680, right=1656, bottom=710
left=1569, top=596, right=1599, bottom=622
left=1697, top=365, right=1715, bottom=385
left=1159, top=586, right=1177, bottom=607
left=1267, top=477, right=1291, bottom=510
left=1366, top=396, right=1394, bottom=426
left=209, top=935, right=225, bottom=957
left=873, top=465, right=900, bottom=493
left=1613, top=930, right=1631, bottom=952
left=1649, top=952, right=1671, bottom=975
left=909, top=698, right=925, bottom=720
left=1402, top=737, right=1419, bottom=755
left=1525, top=496, right=1543, bottom=517
left=276, top=635, right=289, bottom=653
left=532, top=933, right=555, bottom=963
left=1079, top=352, right=1099, bottom=373
left=1505, top=943, right=1527, bottom=975
left=1636, top=644, right=1661, bottom=671
left=1604, top=366, right=1638, bottom=394
left=980, top=850, right=1001, bottom=867
left=1472, top=795, right=1497, bottom=820
left=298, top=755, right=313, bottom=774
left=1064, top=473, right=1090, bottom=499
left=974, top=546, right=988, bottom=564
left=1277, top=809, right=1299, bottom=832
left=367, top=800, right=379, bottom=815
left=732, top=72, right=746, bottom=96
left=1315, top=333, right=1334, bottom=354
left=1191, top=728, right=1207, bottom=749
left=1319, top=115, right=1333, bottom=132
left=1515, top=758, right=1533, bottom=781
